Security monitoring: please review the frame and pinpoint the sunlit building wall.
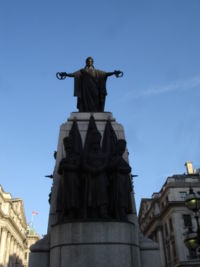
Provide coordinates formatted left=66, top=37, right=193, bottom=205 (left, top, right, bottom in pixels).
left=0, top=185, right=39, bottom=267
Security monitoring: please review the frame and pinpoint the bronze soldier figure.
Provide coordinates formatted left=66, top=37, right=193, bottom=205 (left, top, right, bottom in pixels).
left=82, top=130, right=110, bottom=219
left=109, top=139, right=132, bottom=220
left=57, top=136, right=81, bottom=219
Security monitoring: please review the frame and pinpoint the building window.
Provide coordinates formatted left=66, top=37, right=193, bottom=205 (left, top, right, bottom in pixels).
left=149, top=233, right=154, bottom=241
left=172, top=241, right=177, bottom=261
left=183, top=214, right=192, bottom=228
left=179, top=191, right=187, bottom=200
left=154, top=232, right=158, bottom=242
left=165, top=223, right=168, bottom=236
left=166, top=245, right=171, bottom=263
left=169, top=218, right=173, bottom=232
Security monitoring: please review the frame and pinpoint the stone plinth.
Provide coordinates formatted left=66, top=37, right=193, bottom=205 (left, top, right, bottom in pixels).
left=29, top=235, right=49, bottom=267
left=50, top=221, right=141, bottom=267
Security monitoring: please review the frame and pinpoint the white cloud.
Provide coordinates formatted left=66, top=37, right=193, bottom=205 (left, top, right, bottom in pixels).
left=124, top=76, right=200, bottom=100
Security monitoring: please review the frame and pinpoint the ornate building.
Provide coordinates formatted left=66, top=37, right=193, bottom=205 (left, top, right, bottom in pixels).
left=0, top=185, right=39, bottom=267
left=138, top=162, right=200, bottom=267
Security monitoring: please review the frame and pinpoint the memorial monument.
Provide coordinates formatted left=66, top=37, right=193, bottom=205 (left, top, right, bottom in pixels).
left=29, top=58, right=161, bottom=267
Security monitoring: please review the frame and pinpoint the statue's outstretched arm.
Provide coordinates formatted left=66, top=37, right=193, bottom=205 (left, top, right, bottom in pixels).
left=65, top=72, right=76, bottom=77
left=56, top=72, right=76, bottom=80
left=106, top=70, right=123, bottom=78
left=106, top=71, right=115, bottom=77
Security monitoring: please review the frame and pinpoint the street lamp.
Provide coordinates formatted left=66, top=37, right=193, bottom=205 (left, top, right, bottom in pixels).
left=184, top=187, right=200, bottom=257
left=185, top=187, right=200, bottom=213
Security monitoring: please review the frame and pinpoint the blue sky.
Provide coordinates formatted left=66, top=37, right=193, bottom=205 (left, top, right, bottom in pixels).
left=0, top=0, right=200, bottom=235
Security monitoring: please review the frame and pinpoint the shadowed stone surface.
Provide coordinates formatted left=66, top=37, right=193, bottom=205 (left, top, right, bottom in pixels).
left=50, top=221, right=141, bottom=267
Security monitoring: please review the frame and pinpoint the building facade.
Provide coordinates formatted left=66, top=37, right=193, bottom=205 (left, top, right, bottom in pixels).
left=138, top=162, right=200, bottom=267
left=0, top=185, right=39, bottom=267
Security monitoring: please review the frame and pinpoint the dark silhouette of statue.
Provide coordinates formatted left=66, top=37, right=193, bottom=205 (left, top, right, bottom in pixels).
left=82, top=116, right=109, bottom=219
left=56, top=116, right=133, bottom=222
left=102, top=119, right=118, bottom=162
left=109, top=139, right=133, bottom=220
left=56, top=57, right=123, bottom=112
left=57, top=136, right=81, bottom=219
left=57, top=120, right=82, bottom=220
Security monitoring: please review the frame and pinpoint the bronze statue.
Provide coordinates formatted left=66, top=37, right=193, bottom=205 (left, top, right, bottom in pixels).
left=56, top=57, right=123, bottom=112
left=109, top=139, right=132, bottom=220
left=82, top=128, right=109, bottom=219
left=55, top=116, right=133, bottom=221
left=102, top=119, right=118, bottom=162
left=57, top=136, right=81, bottom=219
left=57, top=120, right=82, bottom=220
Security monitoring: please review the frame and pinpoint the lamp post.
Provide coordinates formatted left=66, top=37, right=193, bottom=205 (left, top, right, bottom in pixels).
left=184, top=187, right=200, bottom=257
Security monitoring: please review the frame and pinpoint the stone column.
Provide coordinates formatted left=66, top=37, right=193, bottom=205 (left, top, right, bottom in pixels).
left=8, top=236, right=13, bottom=267
left=10, top=236, right=15, bottom=267
left=13, top=241, right=17, bottom=266
left=157, top=226, right=166, bottom=267
left=0, top=227, right=1, bottom=246
left=5, top=232, right=11, bottom=267
left=18, top=247, right=22, bottom=266
left=0, top=227, right=8, bottom=266
left=15, top=243, right=18, bottom=265
left=22, top=247, right=26, bottom=267
left=16, top=243, right=20, bottom=265
left=19, top=246, right=24, bottom=267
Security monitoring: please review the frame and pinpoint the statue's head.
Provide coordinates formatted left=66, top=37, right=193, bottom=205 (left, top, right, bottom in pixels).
left=117, top=139, right=126, bottom=156
left=85, top=57, right=94, bottom=67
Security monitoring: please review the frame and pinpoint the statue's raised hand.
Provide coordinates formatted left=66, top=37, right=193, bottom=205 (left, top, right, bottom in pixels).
left=56, top=72, right=67, bottom=80
left=114, top=70, right=124, bottom=78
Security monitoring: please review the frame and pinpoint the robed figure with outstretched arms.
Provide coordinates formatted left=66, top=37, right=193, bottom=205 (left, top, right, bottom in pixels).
left=56, top=57, right=123, bottom=112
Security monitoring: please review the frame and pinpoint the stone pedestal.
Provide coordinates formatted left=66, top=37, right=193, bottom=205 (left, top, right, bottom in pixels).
left=50, top=221, right=141, bottom=267
left=29, top=235, right=50, bottom=267
left=29, top=112, right=161, bottom=267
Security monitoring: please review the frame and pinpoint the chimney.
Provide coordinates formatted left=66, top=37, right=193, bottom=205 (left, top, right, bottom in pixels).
left=185, top=161, right=194, bottom=174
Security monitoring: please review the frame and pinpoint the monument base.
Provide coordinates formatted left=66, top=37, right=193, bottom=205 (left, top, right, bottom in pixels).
left=29, top=221, right=161, bottom=267
left=28, top=235, right=49, bottom=267
left=50, top=221, right=140, bottom=267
